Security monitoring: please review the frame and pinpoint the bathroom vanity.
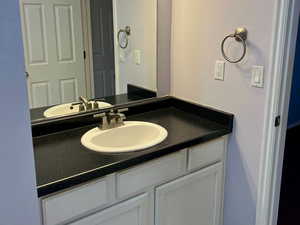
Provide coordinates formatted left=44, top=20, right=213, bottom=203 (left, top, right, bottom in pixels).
left=32, top=96, right=233, bottom=225
left=16, top=0, right=234, bottom=224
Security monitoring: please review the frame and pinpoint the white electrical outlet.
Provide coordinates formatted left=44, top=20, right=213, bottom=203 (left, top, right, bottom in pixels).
left=214, top=61, right=225, bottom=81
left=119, top=51, right=125, bottom=62
left=251, top=66, right=264, bottom=88
left=134, top=49, right=141, bottom=65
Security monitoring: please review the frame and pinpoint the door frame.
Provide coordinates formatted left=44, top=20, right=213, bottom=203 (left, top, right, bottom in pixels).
left=255, top=0, right=300, bottom=225
left=19, top=0, right=33, bottom=107
left=81, top=0, right=95, bottom=98
left=112, top=0, right=120, bottom=95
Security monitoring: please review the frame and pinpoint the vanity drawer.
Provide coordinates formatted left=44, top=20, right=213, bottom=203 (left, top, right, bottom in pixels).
left=42, top=175, right=114, bottom=225
left=68, top=193, right=151, bottom=225
left=187, top=137, right=226, bottom=171
left=116, top=150, right=186, bottom=199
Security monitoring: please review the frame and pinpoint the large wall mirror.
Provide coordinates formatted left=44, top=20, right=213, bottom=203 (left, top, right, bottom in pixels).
left=19, top=0, right=170, bottom=122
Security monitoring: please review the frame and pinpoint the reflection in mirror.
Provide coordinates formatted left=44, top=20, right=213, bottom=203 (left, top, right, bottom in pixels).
left=20, top=0, right=157, bottom=121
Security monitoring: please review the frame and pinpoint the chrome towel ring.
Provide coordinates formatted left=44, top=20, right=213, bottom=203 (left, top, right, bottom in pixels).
left=118, top=26, right=131, bottom=49
left=221, top=27, right=248, bottom=63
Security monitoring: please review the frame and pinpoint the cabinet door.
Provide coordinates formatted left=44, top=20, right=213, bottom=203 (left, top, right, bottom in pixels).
left=155, top=163, right=223, bottom=225
left=69, top=193, right=152, bottom=225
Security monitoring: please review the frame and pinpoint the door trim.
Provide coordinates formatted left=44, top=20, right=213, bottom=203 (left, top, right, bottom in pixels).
left=19, top=0, right=33, bottom=107
left=81, top=0, right=94, bottom=99
left=255, top=0, right=300, bottom=225
left=112, top=0, right=120, bottom=95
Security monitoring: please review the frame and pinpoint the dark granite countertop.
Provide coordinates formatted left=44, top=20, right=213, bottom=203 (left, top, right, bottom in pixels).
left=33, top=97, right=233, bottom=197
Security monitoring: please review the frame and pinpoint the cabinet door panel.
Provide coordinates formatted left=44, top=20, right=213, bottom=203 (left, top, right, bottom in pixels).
left=155, top=163, right=223, bottom=225
left=70, top=193, right=152, bottom=225
left=42, top=175, right=114, bottom=225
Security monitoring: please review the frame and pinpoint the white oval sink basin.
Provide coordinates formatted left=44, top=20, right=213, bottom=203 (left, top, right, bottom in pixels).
left=43, top=101, right=112, bottom=118
left=81, top=121, right=168, bottom=153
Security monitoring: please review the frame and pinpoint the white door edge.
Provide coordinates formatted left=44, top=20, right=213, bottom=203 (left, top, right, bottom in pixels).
left=256, top=0, right=300, bottom=225
left=81, top=0, right=94, bottom=99
left=112, top=0, right=120, bottom=95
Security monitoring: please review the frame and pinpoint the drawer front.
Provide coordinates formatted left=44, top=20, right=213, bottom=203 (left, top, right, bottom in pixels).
left=117, top=150, right=186, bottom=199
left=69, top=193, right=151, bottom=225
left=42, top=175, right=114, bottom=225
left=188, top=137, right=226, bottom=171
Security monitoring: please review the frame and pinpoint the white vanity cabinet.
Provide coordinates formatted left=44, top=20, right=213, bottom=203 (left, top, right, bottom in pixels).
left=42, top=175, right=115, bottom=225
left=155, top=163, right=223, bottom=225
left=41, top=137, right=227, bottom=225
left=69, top=193, right=152, bottom=225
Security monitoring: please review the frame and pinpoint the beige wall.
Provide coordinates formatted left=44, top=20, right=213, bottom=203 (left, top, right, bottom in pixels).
left=171, top=0, right=276, bottom=224
left=115, top=0, right=157, bottom=93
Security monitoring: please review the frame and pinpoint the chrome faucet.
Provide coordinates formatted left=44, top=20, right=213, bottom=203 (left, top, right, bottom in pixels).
left=79, top=96, right=88, bottom=105
left=79, top=96, right=93, bottom=110
left=70, top=96, right=93, bottom=112
left=94, top=108, right=128, bottom=130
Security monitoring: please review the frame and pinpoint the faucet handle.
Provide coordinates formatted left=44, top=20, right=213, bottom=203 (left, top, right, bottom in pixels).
left=79, top=96, right=88, bottom=103
left=117, top=108, right=128, bottom=113
left=93, top=113, right=106, bottom=118
left=116, top=108, right=128, bottom=122
left=93, top=101, right=99, bottom=109
left=79, top=104, right=85, bottom=112
left=86, top=102, right=93, bottom=110
left=94, top=112, right=109, bottom=130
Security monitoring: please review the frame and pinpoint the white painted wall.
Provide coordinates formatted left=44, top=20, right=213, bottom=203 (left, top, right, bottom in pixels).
left=114, top=0, right=157, bottom=93
left=171, top=0, right=276, bottom=224
left=0, top=1, right=41, bottom=225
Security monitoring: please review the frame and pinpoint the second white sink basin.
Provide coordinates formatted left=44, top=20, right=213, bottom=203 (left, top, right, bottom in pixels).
left=81, top=121, right=168, bottom=153
left=43, top=101, right=112, bottom=118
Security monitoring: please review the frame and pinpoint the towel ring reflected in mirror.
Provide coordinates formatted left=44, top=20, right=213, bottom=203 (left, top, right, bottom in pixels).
left=118, top=26, right=131, bottom=49
left=221, top=27, right=248, bottom=63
